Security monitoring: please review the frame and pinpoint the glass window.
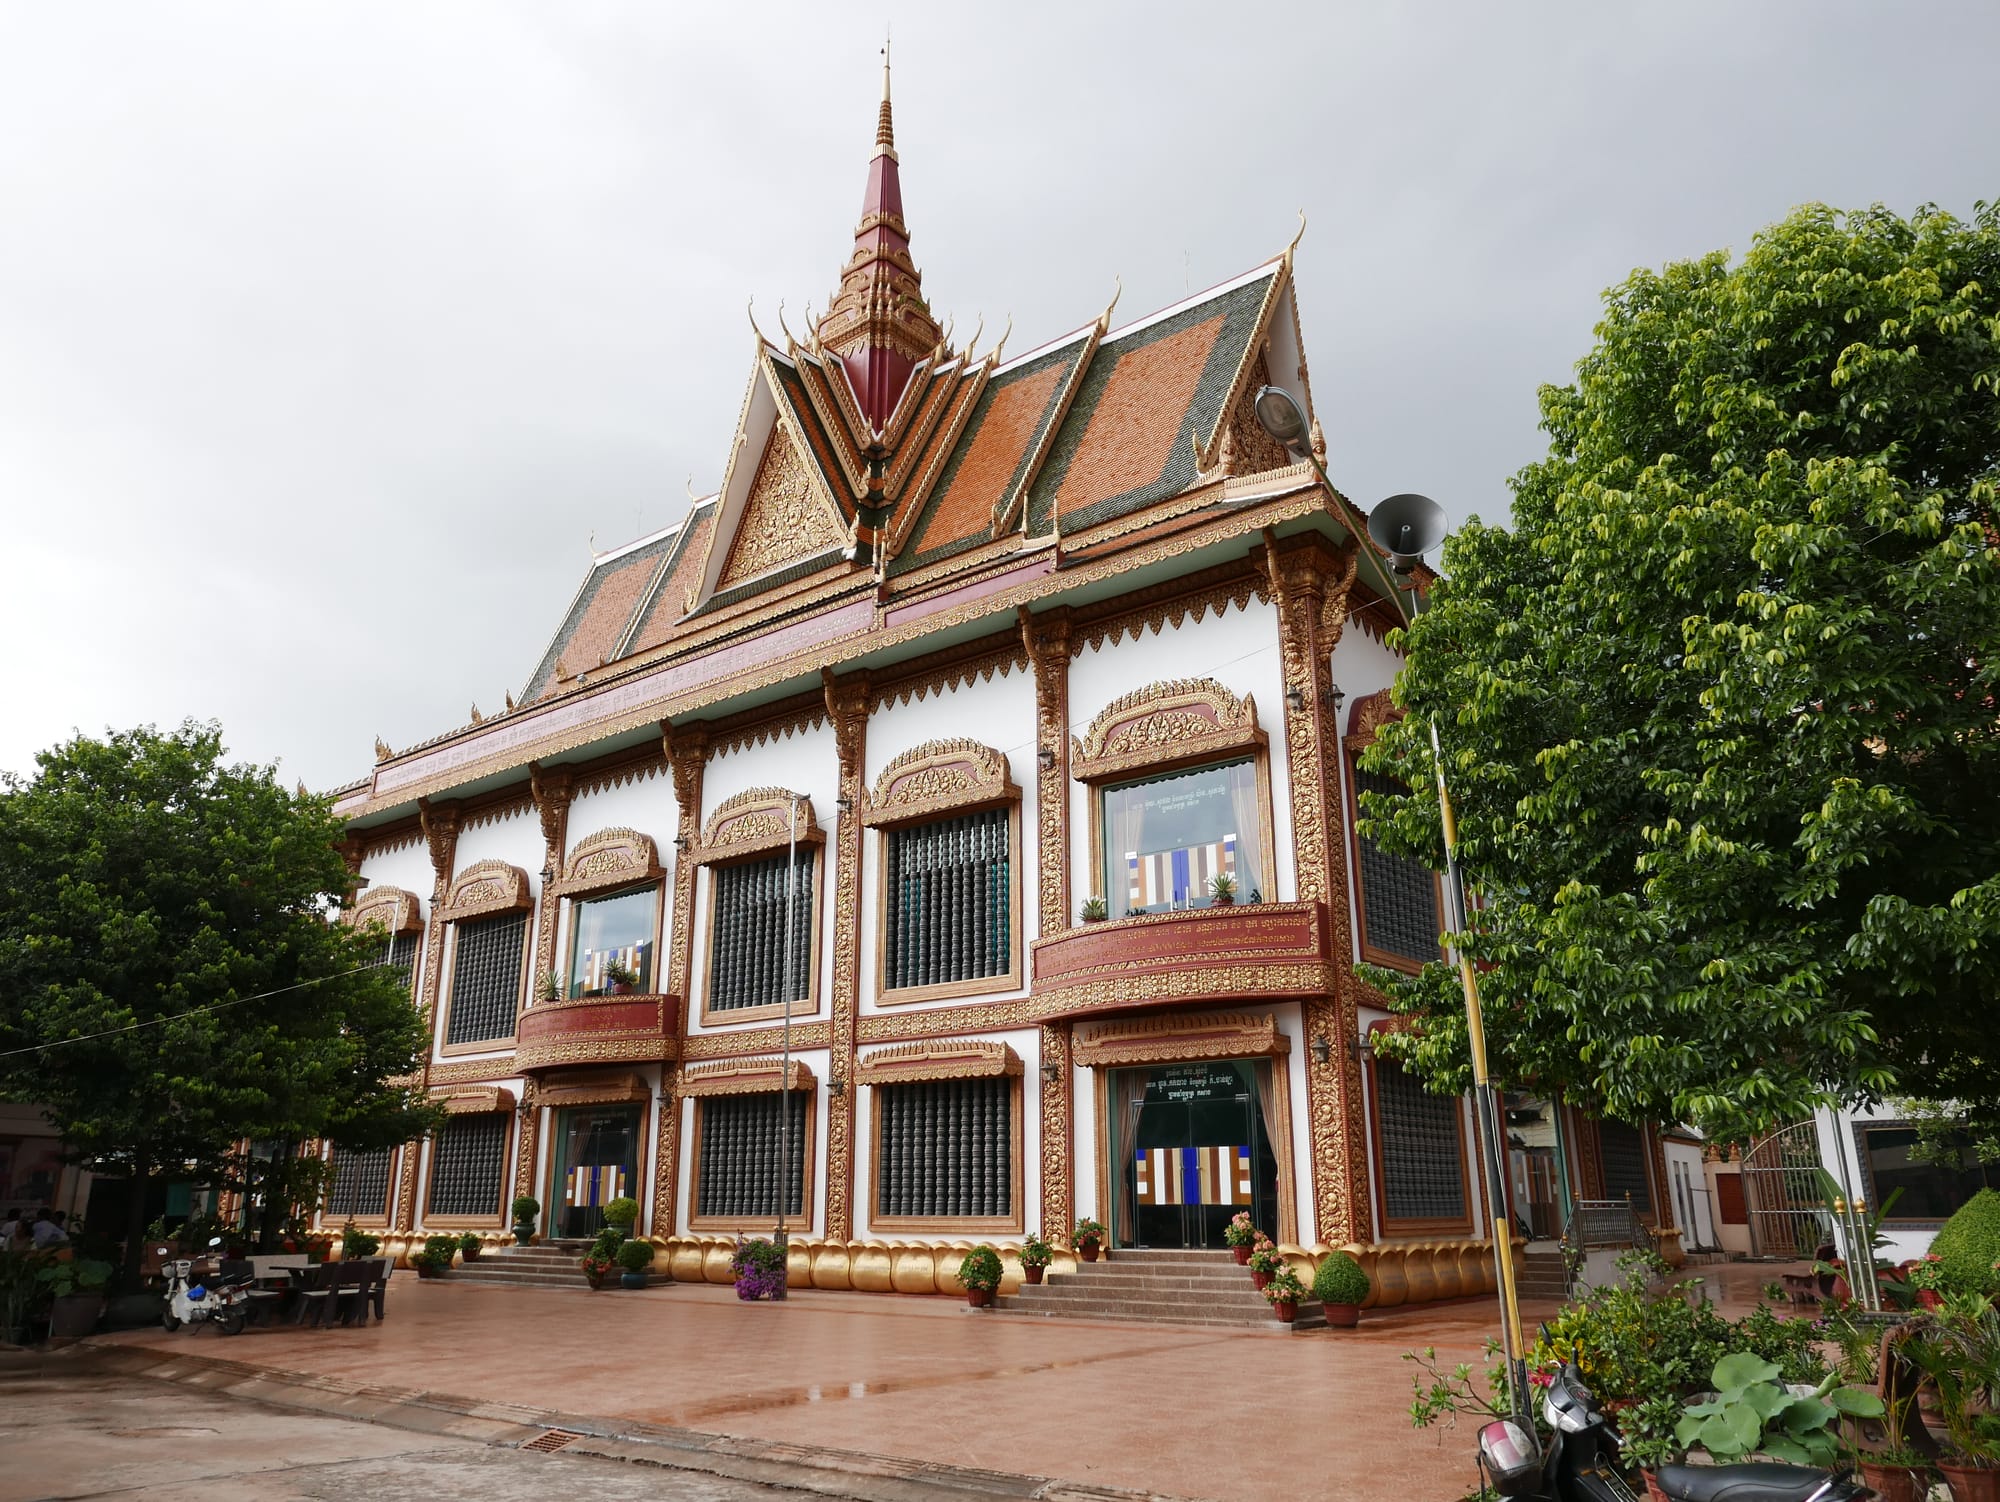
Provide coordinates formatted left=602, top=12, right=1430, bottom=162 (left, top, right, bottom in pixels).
left=1100, top=759, right=1264, bottom=917
left=884, top=808, right=1010, bottom=991
left=568, top=885, right=658, bottom=997
left=709, top=853, right=814, bottom=1012
left=444, top=912, right=527, bottom=1046
left=1859, top=1126, right=2000, bottom=1221
left=875, top=1077, right=1012, bottom=1219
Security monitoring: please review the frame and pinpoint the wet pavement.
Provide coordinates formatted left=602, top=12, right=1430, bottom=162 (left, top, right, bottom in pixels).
left=65, top=1256, right=1803, bottom=1502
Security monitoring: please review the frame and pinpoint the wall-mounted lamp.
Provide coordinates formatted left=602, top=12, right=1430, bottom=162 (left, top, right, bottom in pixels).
left=1037, top=748, right=1057, bottom=772
left=538, top=863, right=555, bottom=885
left=1286, top=687, right=1308, bottom=712
left=835, top=796, right=853, bottom=814
left=1040, top=1060, right=1064, bottom=1085
left=352, top=877, right=371, bottom=891
left=1330, top=684, right=1347, bottom=714
left=673, top=835, right=690, bottom=852
left=1310, top=1035, right=1331, bottom=1066
left=828, top=1075, right=847, bottom=1096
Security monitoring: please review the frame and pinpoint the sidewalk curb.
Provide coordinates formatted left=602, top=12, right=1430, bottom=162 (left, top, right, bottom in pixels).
left=66, top=1342, right=1208, bottom=1502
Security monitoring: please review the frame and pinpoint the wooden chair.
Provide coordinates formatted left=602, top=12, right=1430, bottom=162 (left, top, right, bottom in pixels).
left=367, top=1258, right=391, bottom=1322
left=333, top=1262, right=377, bottom=1326
left=289, top=1263, right=337, bottom=1328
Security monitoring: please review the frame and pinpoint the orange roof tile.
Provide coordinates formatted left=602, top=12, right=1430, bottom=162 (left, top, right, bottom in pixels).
left=1052, top=313, right=1224, bottom=524
left=913, top=361, right=1067, bottom=556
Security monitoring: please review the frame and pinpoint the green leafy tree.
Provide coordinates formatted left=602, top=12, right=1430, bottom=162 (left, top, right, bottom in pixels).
left=1363, top=202, right=2000, bottom=1142
left=0, top=722, right=440, bottom=1276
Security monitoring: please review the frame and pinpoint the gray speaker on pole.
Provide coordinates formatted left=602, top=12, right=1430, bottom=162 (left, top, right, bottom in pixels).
left=1367, top=493, right=1445, bottom=573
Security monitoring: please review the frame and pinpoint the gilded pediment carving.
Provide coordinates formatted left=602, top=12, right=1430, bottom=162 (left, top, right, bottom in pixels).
left=552, top=826, right=664, bottom=899
left=698, top=786, right=822, bottom=863
left=679, top=1056, right=815, bottom=1098
left=1072, top=1010, right=1290, bottom=1068
left=346, top=885, right=423, bottom=937
left=1345, top=688, right=1401, bottom=751
left=1071, top=677, right=1263, bottom=782
left=855, top=1039, right=1021, bottom=1085
left=862, top=738, right=1017, bottom=827
left=438, top=860, right=534, bottom=922
left=717, top=424, right=845, bottom=589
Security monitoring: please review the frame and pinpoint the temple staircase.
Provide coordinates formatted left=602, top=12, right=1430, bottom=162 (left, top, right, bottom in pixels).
left=446, top=1241, right=593, bottom=1290
left=1517, top=1247, right=1571, bottom=1302
left=996, top=1248, right=1325, bottom=1332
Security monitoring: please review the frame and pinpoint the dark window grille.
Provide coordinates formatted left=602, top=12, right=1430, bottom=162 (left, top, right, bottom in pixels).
left=696, top=1092, right=807, bottom=1219
left=1355, top=769, right=1442, bottom=963
left=445, top=912, right=526, bottom=1045
left=709, top=853, right=814, bottom=1012
left=325, top=1146, right=393, bottom=1220
left=875, top=1077, right=1011, bottom=1219
left=1854, top=1124, right=2000, bottom=1221
left=885, top=808, right=1010, bottom=990
left=426, top=1114, right=507, bottom=1218
left=1599, top=1121, right=1654, bottom=1214
left=380, top=932, right=420, bottom=996
left=1377, top=1061, right=1466, bottom=1224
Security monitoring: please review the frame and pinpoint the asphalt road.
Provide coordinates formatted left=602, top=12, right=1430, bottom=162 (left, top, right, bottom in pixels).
left=0, top=1355, right=800, bottom=1502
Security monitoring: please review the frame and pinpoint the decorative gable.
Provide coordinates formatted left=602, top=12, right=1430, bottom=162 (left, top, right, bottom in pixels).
left=717, top=424, right=847, bottom=589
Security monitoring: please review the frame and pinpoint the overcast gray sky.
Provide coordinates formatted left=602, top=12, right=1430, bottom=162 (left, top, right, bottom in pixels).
left=3, top=2, right=1994, bottom=792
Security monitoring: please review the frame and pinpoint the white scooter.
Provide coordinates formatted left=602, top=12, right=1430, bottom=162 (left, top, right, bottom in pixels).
left=159, top=1237, right=252, bottom=1336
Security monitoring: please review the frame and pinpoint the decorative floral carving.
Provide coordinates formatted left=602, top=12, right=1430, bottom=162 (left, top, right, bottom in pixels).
left=434, top=1085, right=517, bottom=1114
left=552, top=827, right=664, bottom=898
left=347, top=886, right=422, bottom=937
left=855, top=1039, right=1021, bottom=1085
left=822, top=670, right=868, bottom=1240
left=514, top=993, right=678, bottom=1072
left=681, top=1022, right=831, bottom=1059
left=437, top=860, right=534, bottom=922
left=1345, top=688, right=1400, bottom=752
left=862, top=739, right=1017, bottom=827
left=698, top=787, right=821, bottom=862
left=1073, top=1011, right=1291, bottom=1068
left=717, top=424, right=846, bottom=588
left=680, top=1056, right=815, bottom=1097
left=537, top=1071, right=652, bottom=1109
left=1039, top=1022, right=1071, bottom=1239
left=1019, top=607, right=1073, bottom=942
left=1072, top=677, right=1263, bottom=782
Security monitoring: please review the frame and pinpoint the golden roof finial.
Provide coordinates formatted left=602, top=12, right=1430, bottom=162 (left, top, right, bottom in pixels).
left=990, top=313, right=1013, bottom=365
left=877, top=27, right=894, bottom=153
left=1096, top=275, right=1123, bottom=336
left=374, top=736, right=392, bottom=762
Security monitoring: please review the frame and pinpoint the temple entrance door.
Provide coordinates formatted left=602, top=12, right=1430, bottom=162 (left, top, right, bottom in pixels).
left=1113, top=1062, right=1279, bottom=1249
left=549, top=1105, right=641, bottom=1240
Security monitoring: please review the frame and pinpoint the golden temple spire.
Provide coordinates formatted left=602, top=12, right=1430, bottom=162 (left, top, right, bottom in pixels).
left=876, top=30, right=895, bottom=156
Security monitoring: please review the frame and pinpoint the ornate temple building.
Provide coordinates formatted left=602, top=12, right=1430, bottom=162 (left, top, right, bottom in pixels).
left=322, top=60, right=1682, bottom=1301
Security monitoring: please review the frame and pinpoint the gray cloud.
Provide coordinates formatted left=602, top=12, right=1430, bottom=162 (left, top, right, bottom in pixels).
left=3, top=1, right=1993, bottom=790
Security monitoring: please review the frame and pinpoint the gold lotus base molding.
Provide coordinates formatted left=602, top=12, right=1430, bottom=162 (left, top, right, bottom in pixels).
left=337, top=1231, right=1509, bottom=1309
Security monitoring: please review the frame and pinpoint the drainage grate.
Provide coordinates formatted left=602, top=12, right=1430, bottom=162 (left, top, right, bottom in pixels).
left=522, top=1430, right=583, bottom=1454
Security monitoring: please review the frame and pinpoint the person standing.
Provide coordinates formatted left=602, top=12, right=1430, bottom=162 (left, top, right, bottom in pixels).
left=30, top=1209, right=68, bottom=1249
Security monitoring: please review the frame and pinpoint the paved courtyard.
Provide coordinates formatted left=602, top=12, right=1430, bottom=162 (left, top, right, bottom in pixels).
left=70, top=1260, right=1788, bottom=1502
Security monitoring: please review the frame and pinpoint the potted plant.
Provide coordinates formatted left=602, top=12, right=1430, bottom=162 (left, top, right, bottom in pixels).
left=410, top=1234, right=458, bottom=1279
left=1311, top=1250, right=1370, bottom=1328
left=457, top=1231, right=483, bottom=1263
left=601, top=1196, right=639, bottom=1240
left=602, top=959, right=639, bottom=995
left=1020, top=1231, right=1054, bottom=1285
left=1903, top=1298, right=2000, bottom=1500
left=616, top=1238, right=656, bottom=1290
left=1209, top=872, right=1236, bottom=907
left=1672, top=1352, right=1883, bottom=1467
left=1072, top=1217, right=1106, bottom=1263
left=1224, top=1212, right=1258, bottom=1264
left=730, top=1237, right=789, bottom=1301
left=1262, top=1265, right=1306, bottom=1322
left=1617, top=1395, right=1688, bottom=1501
left=537, top=970, right=563, bottom=1002
left=1248, top=1237, right=1285, bottom=1291
left=958, top=1245, right=1004, bottom=1308
left=1079, top=896, right=1108, bottom=924
left=39, top=1258, right=113, bottom=1340
left=511, top=1196, right=539, bottom=1246
left=579, top=1228, right=621, bottom=1289
left=341, top=1221, right=381, bottom=1260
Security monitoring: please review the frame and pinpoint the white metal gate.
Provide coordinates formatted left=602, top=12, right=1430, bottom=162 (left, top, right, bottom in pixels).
left=1741, top=1120, right=1827, bottom=1260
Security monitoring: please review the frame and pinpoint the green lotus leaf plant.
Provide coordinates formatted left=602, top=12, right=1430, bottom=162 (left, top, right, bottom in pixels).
left=1673, top=1352, right=1883, bottom=1466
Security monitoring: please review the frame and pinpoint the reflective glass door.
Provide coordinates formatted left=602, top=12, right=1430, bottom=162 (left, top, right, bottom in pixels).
left=1113, top=1062, right=1279, bottom=1248
left=550, top=1106, right=641, bottom=1239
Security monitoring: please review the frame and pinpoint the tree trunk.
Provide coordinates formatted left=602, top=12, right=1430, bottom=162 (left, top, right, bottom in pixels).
left=120, top=1143, right=151, bottom=1289
left=257, top=1139, right=295, bottom=1252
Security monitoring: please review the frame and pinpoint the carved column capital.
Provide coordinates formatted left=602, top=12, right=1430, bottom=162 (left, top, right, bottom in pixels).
left=417, top=797, right=461, bottom=902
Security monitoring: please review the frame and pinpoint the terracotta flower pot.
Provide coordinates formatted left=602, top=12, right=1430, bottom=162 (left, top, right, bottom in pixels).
left=1940, top=1462, right=2000, bottom=1502
left=1920, top=1289, right=1945, bottom=1310
left=1641, top=1471, right=1671, bottom=1502
left=1232, top=1245, right=1252, bottom=1265
left=1024, top=1265, right=1045, bottom=1285
left=966, top=1287, right=993, bottom=1308
left=1324, top=1302, right=1360, bottom=1329
left=1252, top=1269, right=1271, bottom=1291
left=1212, top=893, right=1234, bottom=907
left=1859, top=1462, right=1928, bottom=1502
left=460, top=1242, right=481, bottom=1262
left=1271, top=1299, right=1297, bottom=1323
left=1079, top=1244, right=1100, bottom=1263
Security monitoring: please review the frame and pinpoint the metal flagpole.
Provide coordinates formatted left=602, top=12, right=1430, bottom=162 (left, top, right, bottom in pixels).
left=774, top=794, right=797, bottom=1299
left=1430, top=720, right=1530, bottom=1421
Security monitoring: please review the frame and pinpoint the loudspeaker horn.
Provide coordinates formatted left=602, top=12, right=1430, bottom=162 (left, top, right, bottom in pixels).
left=1367, top=493, right=1445, bottom=572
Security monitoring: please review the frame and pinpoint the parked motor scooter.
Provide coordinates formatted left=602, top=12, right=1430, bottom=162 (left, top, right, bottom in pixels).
left=1476, top=1363, right=1866, bottom=1502
left=159, top=1237, right=252, bottom=1336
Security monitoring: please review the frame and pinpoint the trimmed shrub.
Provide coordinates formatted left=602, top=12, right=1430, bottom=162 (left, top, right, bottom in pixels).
left=601, top=1196, right=639, bottom=1228
left=1313, top=1250, right=1370, bottom=1306
left=958, top=1245, right=1004, bottom=1292
left=616, top=1238, right=656, bottom=1273
left=1928, top=1188, right=2000, bottom=1294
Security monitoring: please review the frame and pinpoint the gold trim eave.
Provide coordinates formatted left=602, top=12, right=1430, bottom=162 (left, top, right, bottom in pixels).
left=336, top=488, right=1338, bottom=820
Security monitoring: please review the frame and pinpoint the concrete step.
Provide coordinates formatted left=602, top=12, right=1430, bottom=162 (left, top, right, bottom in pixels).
left=1038, top=1268, right=1256, bottom=1288
left=1019, top=1282, right=1270, bottom=1308
left=447, top=1268, right=591, bottom=1288
left=997, top=1294, right=1325, bottom=1331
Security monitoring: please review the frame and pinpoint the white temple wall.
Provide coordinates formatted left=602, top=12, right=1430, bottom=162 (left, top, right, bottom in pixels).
left=358, top=837, right=433, bottom=913
left=1067, top=597, right=1288, bottom=911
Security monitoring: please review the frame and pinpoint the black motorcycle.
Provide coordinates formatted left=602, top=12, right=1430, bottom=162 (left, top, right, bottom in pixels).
left=1476, top=1364, right=1867, bottom=1502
